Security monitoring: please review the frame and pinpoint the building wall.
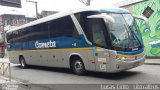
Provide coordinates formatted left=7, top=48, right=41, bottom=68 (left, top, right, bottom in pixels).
left=133, top=0, right=160, bottom=57
left=0, top=14, right=36, bottom=31
left=1, top=14, right=26, bottom=27
left=0, top=14, right=36, bottom=58
left=121, top=5, right=132, bottom=13
left=39, top=11, right=58, bottom=18
left=123, top=0, right=160, bottom=57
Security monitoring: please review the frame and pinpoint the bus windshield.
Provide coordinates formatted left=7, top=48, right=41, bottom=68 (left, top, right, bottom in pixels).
left=75, top=11, right=143, bottom=52
left=109, top=13, right=143, bottom=52
left=84, top=13, right=143, bottom=52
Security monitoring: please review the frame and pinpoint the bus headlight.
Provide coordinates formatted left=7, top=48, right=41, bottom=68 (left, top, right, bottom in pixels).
left=116, top=56, right=126, bottom=60
left=121, top=57, right=126, bottom=60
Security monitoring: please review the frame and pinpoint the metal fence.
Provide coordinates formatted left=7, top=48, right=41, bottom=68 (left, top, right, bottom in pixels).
left=0, top=62, right=11, bottom=81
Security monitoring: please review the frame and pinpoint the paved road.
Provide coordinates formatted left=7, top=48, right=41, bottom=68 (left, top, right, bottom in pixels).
left=1, top=58, right=160, bottom=90
left=10, top=64, right=160, bottom=84
left=10, top=64, right=160, bottom=90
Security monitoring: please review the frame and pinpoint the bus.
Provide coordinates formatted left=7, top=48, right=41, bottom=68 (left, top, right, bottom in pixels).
left=6, top=7, right=148, bottom=75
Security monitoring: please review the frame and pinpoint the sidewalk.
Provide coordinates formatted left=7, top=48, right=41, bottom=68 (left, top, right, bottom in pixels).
left=0, top=58, right=19, bottom=89
left=0, top=76, right=21, bottom=90
left=0, top=75, right=27, bottom=90
left=0, top=76, right=10, bottom=83
left=145, top=58, right=160, bottom=65
left=0, top=58, right=9, bottom=62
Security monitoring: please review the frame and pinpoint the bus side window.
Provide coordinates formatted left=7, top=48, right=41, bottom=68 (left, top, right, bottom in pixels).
left=26, top=23, right=49, bottom=41
left=48, top=16, right=79, bottom=39
left=86, top=18, right=108, bottom=48
left=72, top=26, right=80, bottom=39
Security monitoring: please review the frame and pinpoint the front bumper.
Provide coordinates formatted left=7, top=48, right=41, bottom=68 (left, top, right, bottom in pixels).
left=107, top=55, right=145, bottom=73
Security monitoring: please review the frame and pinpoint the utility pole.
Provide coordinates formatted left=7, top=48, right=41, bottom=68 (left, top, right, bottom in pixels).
left=87, top=0, right=90, bottom=6
left=35, top=2, right=38, bottom=19
left=26, top=0, right=38, bottom=19
left=79, top=0, right=92, bottom=6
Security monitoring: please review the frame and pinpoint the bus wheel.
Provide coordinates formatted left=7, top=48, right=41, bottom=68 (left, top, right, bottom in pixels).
left=20, top=56, right=27, bottom=69
left=72, top=58, right=85, bottom=75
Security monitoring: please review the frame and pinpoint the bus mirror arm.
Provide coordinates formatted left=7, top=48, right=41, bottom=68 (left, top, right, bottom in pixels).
left=104, top=16, right=115, bottom=31
left=133, top=15, right=149, bottom=29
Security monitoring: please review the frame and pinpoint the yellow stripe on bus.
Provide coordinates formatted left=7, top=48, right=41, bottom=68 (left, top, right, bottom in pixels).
left=8, top=47, right=93, bottom=52
left=116, top=51, right=145, bottom=58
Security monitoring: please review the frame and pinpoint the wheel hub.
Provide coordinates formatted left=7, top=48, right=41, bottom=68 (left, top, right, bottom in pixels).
left=75, top=61, right=83, bottom=72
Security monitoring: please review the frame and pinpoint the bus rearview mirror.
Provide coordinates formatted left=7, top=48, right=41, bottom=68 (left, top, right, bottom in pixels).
left=133, top=15, right=149, bottom=29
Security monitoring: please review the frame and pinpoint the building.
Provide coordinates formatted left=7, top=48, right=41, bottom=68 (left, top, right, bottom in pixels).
left=39, top=10, right=58, bottom=18
left=26, top=17, right=36, bottom=23
left=0, top=14, right=36, bottom=57
left=115, top=0, right=160, bottom=57
left=0, top=0, right=21, bottom=8
left=0, top=14, right=36, bottom=31
left=0, top=14, right=26, bottom=28
left=0, top=14, right=25, bottom=58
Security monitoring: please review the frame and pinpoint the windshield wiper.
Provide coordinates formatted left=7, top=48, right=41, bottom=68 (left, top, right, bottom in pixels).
left=130, top=22, right=142, bottom=47
left=123, top=17, right=142, bottom=48
left=124, top=23, right=132, bottom=50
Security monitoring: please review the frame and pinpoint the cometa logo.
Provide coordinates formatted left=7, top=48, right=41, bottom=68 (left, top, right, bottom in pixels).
left=35, top=40, right=56, bottom=49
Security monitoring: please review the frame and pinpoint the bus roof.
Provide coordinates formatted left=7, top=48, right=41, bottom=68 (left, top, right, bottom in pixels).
left=99, top=7, right=129, bottom=14
left=6, top=7, right=129, bottom=33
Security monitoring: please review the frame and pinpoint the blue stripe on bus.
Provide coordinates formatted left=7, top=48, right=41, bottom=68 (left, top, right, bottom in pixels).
left=117, top=48, right=144, bottom=55
left=7, top=35, right=91, bottom=51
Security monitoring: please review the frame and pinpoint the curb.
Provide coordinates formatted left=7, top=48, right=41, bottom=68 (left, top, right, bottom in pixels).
left=0, top=75, right=20, bottom=84
left=0, top=76, right=32, bottom=90
left=0, top=75, right=30, bottom=84
left=0, top=76, right=10, bottom=83
left=144, top=59, right=160, bottom=65
left=144, top=63, right=160, bottom=65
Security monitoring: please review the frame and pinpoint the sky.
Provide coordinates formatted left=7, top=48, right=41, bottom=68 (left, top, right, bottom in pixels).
left=0, top=0, right=124, bottom=17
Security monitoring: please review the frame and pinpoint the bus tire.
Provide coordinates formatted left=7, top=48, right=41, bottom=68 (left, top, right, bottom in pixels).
left=72, top=58, right=85, bottom=75
left=19, top=56, right=27, bottom=69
